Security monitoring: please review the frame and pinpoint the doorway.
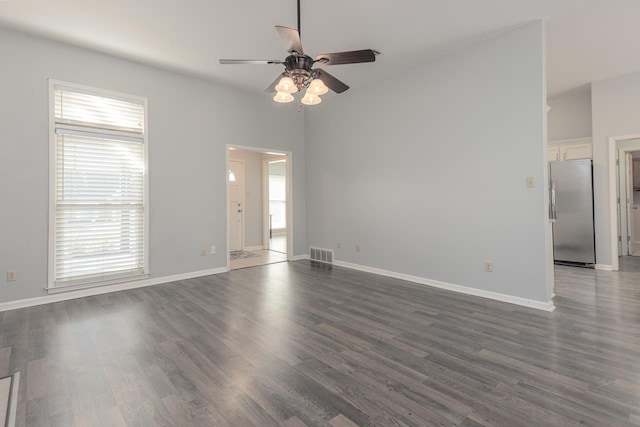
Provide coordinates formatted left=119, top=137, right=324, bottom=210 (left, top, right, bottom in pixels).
left=227, top=146, right=293, bottom=270
left=623, top=151, right=640, bottom=256
left=608, top=136, right=640, bottom=270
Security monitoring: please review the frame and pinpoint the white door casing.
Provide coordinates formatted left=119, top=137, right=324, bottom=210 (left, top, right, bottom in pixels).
left=229, top=159, right=244, bottom=252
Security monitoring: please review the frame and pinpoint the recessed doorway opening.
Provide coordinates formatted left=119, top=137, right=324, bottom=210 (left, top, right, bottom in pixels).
left=227, top=146, right=292, bottom=270
left=608, top=135, right=640, bottom=271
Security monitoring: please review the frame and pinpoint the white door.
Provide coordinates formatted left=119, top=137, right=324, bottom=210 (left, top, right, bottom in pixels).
left=627, top=153, right=635, bottom=255
left=229, top=159, right=244, bottom=252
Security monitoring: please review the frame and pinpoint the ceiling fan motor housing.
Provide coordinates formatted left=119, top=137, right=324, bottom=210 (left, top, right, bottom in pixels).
left=284, top=55, right=317, bottom=90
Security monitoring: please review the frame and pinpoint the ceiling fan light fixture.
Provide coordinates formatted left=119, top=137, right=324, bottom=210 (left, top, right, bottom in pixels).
left=273, top=91, right=295, bottom=103
left=275, top=77, right=298, bottom=93
left=308, top=79, right=328, bottom=96
left=301, top=90, right=322, bottom=106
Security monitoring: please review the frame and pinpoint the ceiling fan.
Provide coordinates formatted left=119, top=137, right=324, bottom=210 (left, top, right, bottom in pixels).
left=219, top=0, right=378, bottom=106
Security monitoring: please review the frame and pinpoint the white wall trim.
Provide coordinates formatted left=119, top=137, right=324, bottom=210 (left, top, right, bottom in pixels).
left=293, top=254, right=309, bottom=261
left=595, top=264, right=613, bottom=271
left=332, top=260, right=556, bottom=312
left=0, top=267, right=228, bottom=313
left=245, top=245, right=264, bottom=251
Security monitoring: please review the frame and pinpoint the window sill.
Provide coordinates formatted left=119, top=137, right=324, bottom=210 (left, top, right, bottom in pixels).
left=47, top=273, right=150, bottom=294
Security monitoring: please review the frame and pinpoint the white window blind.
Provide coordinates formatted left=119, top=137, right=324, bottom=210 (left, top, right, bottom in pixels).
left=51, top=83, right=147, bottom=287
left=55, top=86, right=144, bottom=133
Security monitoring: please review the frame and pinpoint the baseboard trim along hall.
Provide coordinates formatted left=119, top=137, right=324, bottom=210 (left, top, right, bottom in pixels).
left=333, top=259, right=556, bottom=312
left=245, top=245, right=264, bottom=251
left=595, top=264, right=613, bottom=271
left=293, top=254, right=310, bottom=261
left=0, top=267, right=228, bottom=313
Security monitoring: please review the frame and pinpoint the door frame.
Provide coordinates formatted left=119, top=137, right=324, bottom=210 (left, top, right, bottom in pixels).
left=608, top=134, right=640, bottom=270
left=625, top=152, right=635, bottom=255
left=226, top=144, right=293, bottom=271
left=228, top=158, right=245, bottom=253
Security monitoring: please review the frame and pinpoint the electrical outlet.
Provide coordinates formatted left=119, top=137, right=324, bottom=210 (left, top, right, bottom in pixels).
left=526, top=176, right=535, bottom=188
left=200, top=248, right=207, bottom=256
left=355, top=244, right=361, bottom=252
left=211, top=246, right=216, bottom=255
left=7, top=270, right=17, bottom=282
left=485, top=262, right=493, bottom=272
left=336, top=241, right=341, bottom=249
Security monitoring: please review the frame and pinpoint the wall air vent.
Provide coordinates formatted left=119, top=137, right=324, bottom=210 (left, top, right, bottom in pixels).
left=309, top=247, right=334, bottom=264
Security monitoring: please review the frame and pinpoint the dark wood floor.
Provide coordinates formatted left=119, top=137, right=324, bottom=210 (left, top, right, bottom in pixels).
left=1, top=260, right=640, bottom=426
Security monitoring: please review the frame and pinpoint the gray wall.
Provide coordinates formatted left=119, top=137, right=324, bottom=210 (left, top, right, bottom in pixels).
left=592, top=71, right=640, bottom=267
left=0, top=26, right=306, bottom=303
left=548, top=89, right=592, bottom=141
left=229, top=149, right=265, bottom=248
left=305, top=21, right=551, bottom=302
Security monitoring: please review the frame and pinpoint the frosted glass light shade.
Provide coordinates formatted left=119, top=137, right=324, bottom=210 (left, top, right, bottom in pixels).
left=275, top=77, right=298, bottom=94
left=308, top=79, right=328, bottom=95
left=301, top=91, right=322, bottom=106
left=273, top=91, right=294, bottom=103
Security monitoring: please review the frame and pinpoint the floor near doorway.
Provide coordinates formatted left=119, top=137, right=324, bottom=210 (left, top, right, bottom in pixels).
left=269, top=234, right=286, bottom=253
left=230, top=249, right=287, bottom=270
left=619, top=255, right=640, bottom=270
left=230, top=250, right=260, bottom=260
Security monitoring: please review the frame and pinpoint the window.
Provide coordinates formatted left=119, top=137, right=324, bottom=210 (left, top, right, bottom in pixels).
left=268, top=161, right=287, bottom=231
left=49, top=81, right=148, bottom=288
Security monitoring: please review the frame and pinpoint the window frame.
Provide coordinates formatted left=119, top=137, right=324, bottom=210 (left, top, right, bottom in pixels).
left=47, top=79, right=149, bottom=290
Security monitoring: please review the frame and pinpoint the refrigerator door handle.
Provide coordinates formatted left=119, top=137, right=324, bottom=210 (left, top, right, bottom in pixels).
left=549, top=179, right=557, bottom=222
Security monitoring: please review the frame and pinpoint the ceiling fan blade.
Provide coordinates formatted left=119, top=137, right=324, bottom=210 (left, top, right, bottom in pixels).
left=219, top=59, right=283, bottom=65
left=315, top=69, right=349, bottom=94
left=315, top=49, right=376, bottom=66
left=275, top=25, right=304, bottom=55
left=265, top=73, right=286, bottom=93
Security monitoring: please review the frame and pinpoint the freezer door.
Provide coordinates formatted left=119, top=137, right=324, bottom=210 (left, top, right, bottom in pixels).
left=551, top=159, right=596, bottom=264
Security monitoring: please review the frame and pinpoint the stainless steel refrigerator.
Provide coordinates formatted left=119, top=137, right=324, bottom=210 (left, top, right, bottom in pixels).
left=549, top=159, right=596, bottom=266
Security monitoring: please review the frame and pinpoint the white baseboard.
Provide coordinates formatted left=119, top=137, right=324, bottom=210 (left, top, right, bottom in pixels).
left=595, top=264, right=613, bottom=271
left=245, top=245, right=264, bottom=251
left=333, top=260, right=555, bottom=312
left=0, top=267, right=228, bottom=313
left=293, top=254, right=309, bottom=261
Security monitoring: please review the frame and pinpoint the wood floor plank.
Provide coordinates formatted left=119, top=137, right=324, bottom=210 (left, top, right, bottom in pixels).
left=2, top=260, right=640, bottom=426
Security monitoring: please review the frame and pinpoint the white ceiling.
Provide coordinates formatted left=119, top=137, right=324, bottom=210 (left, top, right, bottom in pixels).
left=0, top=0, right=638, bottom=98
